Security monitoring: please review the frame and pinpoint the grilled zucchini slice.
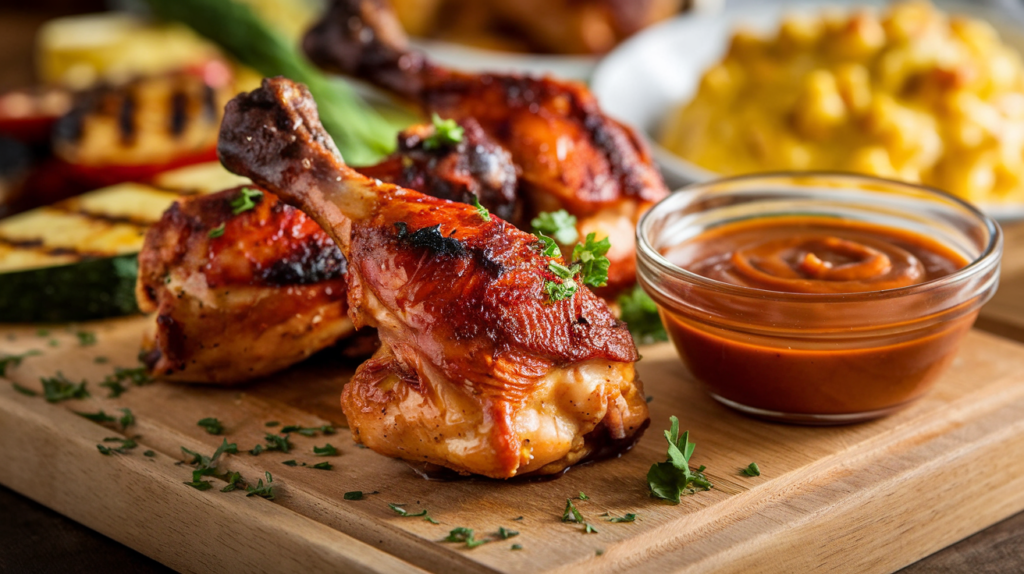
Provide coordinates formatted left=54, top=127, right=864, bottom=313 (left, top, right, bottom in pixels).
left=0, top=180, right=187, bottom=322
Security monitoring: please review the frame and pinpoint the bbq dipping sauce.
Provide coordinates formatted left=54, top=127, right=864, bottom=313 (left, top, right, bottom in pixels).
left=636, top=174, right=1003, bottom=424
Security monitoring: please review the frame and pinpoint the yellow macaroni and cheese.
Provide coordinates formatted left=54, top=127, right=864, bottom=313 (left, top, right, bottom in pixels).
left=660, top=1, right=1024, bottom=204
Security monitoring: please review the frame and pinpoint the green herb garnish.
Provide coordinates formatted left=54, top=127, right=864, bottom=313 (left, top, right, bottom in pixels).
left=471, top=195, right=491, bottom=221
left=742, top=462, right=761, bottom=477
left=230, top=187, right=263, bottom=215
left=389, top=504, right=427, bottom=518
left=496, top=527, right=519, bottom=540
left=221, top=471, right=243, bottom=492
left=75, top=331, right=96, bottom=346
left=76, top=410, right=116, bottom=424
left=197, top=417, right=224, bottom=435
left=280, top=424, right=334, bottom=437
left=423, top=113, right=464, bottom=150
left=313, top=444, right=338, bottom=456
left=144, top=450, right=156, bottom=457
left=647, top=416, right=712, bottom=503
left=118, top=408, right=134, bottom=431
left=264, top=433, right=292, bottom=452
left=511, top=544, right=523, bottom=550
left=312, top=461, right=332, bottom=470
left=571, top=233, right=611, bottom=288
left=40, top=372, right=89, bottom=402
left=249, top=444, right=264, bottom=456
left=0, top=350, right=40, bottom=377
left=531, top=210, right=578, bottom=245
left=344, top=491, right=363, bottom=500
left=94, top=356, right=108, bottom=364
left=208, top=223, right=226, bottom=238
left=607, top=513, right=637, bottom=523
left=99, top=379, right=127, bottom=399
left=265, top=421, right=280, bottom=427
left=578, top=492, right=589, bottom=500
left=534, top=232, right=560, bottom=257
left=246, top=471, right=275, bottom=499
left=443, top=527, right=488, bottom=548
left=618, top=285, right=667, bottom=344
left=282, top=460, right=299, bottom=467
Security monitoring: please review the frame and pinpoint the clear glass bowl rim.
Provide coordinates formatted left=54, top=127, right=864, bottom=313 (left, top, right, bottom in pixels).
left=636, top=172, right=1004, bottom=304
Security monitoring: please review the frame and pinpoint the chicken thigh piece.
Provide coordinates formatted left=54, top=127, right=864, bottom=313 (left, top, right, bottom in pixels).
left=136, top=187, right=353, bottom=384
left=218, top=77, right=648, bottom=478
left=303, top=0, right=669, bottom=293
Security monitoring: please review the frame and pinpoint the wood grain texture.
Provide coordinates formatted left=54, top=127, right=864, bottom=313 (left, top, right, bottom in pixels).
left=3, top=318, right=1024, bottom=573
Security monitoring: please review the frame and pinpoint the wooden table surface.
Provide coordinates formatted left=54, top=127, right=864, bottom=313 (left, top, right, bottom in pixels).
left=2, top=9, right=1024, bottom=574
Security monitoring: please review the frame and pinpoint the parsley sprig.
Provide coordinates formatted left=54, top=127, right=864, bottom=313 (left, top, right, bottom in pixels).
left=389, top=503, right=439, bottom=524
left=531, top=210, right=578, bottom=246
left=471, top=195, right=490, bottom=221
left=182, top=439, right=239, bottom=490
left=742, top=462, right=761, bottom=477
left=542, top=233, right=612, bottom=302
left=423, top=113, right=464, bottom=150
left=246, top=472, right=275, bottom=499
left=647, top=416, right=713, bottom=503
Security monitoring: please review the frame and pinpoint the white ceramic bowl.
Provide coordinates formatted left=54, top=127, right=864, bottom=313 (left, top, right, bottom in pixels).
left=591, top=0, right=1024, bottom=220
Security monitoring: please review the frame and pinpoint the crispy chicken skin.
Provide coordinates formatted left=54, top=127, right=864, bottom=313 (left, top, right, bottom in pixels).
left=136, top=187, right=352, bottom=384
left=304, top=0, right=669, bottom=293
left=218, top=77, right=649, bottom=478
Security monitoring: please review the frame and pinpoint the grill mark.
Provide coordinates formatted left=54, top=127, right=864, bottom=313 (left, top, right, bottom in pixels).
left=170, top=91, right=188, bottom=136
left=119, top=92, right=137, bottom=145
left=44, top=200, right=179, bottom=228
left=0, top=236, right=125, bottom=259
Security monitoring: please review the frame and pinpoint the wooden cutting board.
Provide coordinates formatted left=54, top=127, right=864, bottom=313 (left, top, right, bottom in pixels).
left=3, top=314, right=1024, bottom=574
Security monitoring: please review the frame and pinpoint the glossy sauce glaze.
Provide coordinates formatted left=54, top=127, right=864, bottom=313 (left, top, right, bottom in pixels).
left=670, top=217, right=968, bottom=293
left=657, top=215, right=976, bottom=419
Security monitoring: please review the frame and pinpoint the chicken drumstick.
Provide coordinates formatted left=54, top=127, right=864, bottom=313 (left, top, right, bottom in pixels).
left=218, top=77, right=648, bottom=478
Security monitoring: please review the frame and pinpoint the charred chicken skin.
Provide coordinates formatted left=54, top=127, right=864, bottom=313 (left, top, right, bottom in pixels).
left=304, top=0, right=669, bottom=293
left=218, top=77, right=648, bottom=478
left=136, top=187, right=352, bottom=384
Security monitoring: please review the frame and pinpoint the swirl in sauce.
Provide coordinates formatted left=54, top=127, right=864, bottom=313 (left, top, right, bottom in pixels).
left=670, top=217, right=968, bottom=293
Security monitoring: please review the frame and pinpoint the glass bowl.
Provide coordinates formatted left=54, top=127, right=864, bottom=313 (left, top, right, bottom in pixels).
left=636, top=173, right=1003, bottom=424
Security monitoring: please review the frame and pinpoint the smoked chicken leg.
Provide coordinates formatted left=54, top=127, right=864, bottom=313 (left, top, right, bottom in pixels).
left=218, top=77, right=648, bottom=478
left=303, top=0, right=669, bottom=294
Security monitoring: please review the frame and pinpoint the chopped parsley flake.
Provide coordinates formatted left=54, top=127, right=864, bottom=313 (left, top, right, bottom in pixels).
left=208, top=223, right=226, bottom=238
left=497, top=527, right=519, bottom=540
left=118, top=408, right=135, bottom=431
left=312, top=461, right=332, bottom=470
left=249, top=444, right=264, bottom=456
left=221, top=471, right=243, bottom=492
left=263, top=433, right=292, bottom=452
left=75, top=331, right=96, bottom=346
left=144, top=450, right=156, bottom=457
left=742, top=462, right=761, bottom=477
left=578, top=492, right=589, bottom=500
left=423, top=113, right=464, bottom=150
left=607, top=513, right=637, bottom=523
left=245, top=472, right=275, bottom=499
left=388, top=504, right=427, bottom=517
left=40, top=372, right=89, bottom=402
left=344, top=491, right=364, bottom=500
left=534, top=232, right=560, bottom=257
left=0, top=350, right=40, bottom=377
left=443, top=527, right=488, bottom=548
left=511, top=544, right=523, bottom=551
left=647, top=416, right=712, bottom=503
left=94, top=356, right=109, bottom=364
left=230, top=187, right=263, bottom=215
left=265, top=421, right=280, bottom=427
left=197, top=417, right=224, bottom=435
left=313, top=444, right=338, bottom=456
left=76, top=410, right=116, bottom=424
left=280, top=424, right=335, bottom=437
